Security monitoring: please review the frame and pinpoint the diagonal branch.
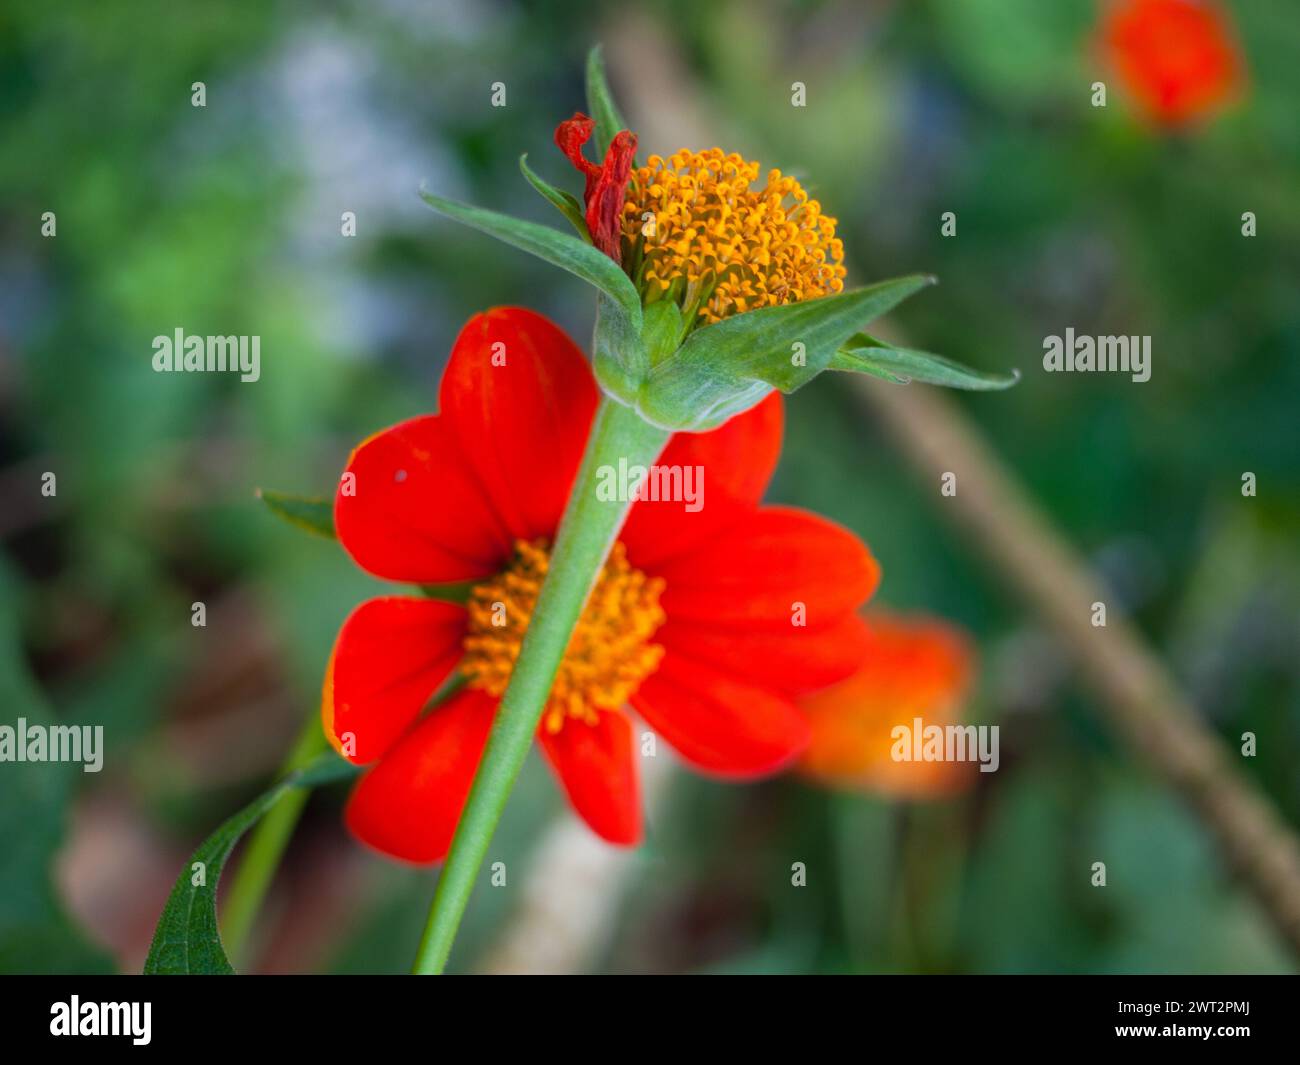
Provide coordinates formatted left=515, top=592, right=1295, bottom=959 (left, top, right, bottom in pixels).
left=852, top=376, right=1300, bottom=960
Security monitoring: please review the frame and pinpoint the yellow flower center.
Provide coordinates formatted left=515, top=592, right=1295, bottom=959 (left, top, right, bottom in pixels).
left=622, top=149, right=846, bottom=326
left=461, top=540, right=666, bottom=733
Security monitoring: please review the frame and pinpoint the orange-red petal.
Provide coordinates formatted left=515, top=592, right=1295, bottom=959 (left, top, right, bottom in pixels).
left=323, top=597, right=467, bottom=765
left=539, top=711, right=642, bottom=845
left=657, top=612, right=872, bottom=698
left=439, top=307, right=598, bottom=541
left=335, top=413, right=510, bottom=583
left=621, top=393, right=784, bottom=569
left=654, top=506, right=880, bottom=631
left=344, top=688, right=497, bottom=864
left=631, top=654, right=810, bottom=778
left=797, top=613, right=975, bottom=797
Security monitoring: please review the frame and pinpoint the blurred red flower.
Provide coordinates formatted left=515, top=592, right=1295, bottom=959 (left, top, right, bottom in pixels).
left=1099, top=0, right=1244, bottom=127
left=798, top=613, right=975, bottom=797
left=322, top=307, right=879, bottom=862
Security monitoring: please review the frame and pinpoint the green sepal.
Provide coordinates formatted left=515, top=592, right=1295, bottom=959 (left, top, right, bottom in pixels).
left=592, top=290, right=649, bottom=407
left=419, top=186, right=642, bottom=330
left=641, top=299, right=684, bottom=366
left=833, top=334, right=1020, bottom=390
left=257, top=489, right=335, bottom=539
left=143, top=751, right=358, bottom=974
left=519, top=153, right=590, bottom=241
left=635, top=274, right=936, bottom=430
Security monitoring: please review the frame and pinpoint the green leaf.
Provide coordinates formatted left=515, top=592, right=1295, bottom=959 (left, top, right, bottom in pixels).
left=257, top=489, right=336, bottom=539
left=585, top=44, right=631, bottom=159
left=833, top=333, right=1021, bottom=390
left=0, top=561, right=113, bottom=973
left=420, top=580, right=476, bottom=604
left=143, top=751, right=358, bottom=974
left=519, top=153, right=589, bottom=240
left=419, top=186, right=642, bottom=329
left=637, top=274, right=935, bottom=430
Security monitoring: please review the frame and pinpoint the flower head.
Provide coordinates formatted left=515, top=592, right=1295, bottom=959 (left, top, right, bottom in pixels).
left=552, top=114, right=846, bottom=329
left=798, top=613, right=974, bottom=797
left=623, top=150, right=846, bottom=325
left=421, top=51, right=1012, bottom=438
left=325, top=307, right=880, bottom=861
left=1099, top=0, right=1244, bottom=127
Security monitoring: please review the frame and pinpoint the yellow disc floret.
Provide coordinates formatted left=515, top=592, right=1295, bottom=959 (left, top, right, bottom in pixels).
left=461, top=540, right=666, bottom=734
left=622, top=149, right=846, bottom=326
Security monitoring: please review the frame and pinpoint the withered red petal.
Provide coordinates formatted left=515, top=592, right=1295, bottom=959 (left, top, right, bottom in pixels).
left=554, top=111, right=600, bottom=197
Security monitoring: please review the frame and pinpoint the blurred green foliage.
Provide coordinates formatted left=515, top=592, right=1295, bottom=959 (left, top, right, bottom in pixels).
left=0, top=0, right=1296, bottom=973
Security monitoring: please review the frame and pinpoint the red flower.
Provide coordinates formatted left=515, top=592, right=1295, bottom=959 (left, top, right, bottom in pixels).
left=1099, top=0, right=1244, bottom=127
left=554, top=112, right=637, bottom=262
left=797, top=613, right=974, bottom=797
left=323, top=307, right=879, bottom=862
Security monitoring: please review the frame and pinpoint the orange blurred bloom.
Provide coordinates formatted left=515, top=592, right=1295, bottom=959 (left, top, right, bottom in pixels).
left=1099, top=0, right=1244, bottom=127
left=798, top=613, right=975, bottom=798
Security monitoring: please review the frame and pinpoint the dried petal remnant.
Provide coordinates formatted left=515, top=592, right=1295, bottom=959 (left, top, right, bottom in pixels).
left=554, top=112, right=638, bottom=262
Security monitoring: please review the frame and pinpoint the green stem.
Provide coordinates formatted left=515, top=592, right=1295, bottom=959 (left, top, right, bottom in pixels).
left=411, top=396, right=670, bottom=974
left=221, top=717, right=327, bottom=964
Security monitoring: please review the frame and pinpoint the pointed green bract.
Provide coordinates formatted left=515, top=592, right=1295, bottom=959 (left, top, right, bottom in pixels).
left=143, top=752, right=358, bottom=974
left=585, top=45, right=631, bottom=160
left=258, top=489, right=335, bottom=539
left=419, top=186, right=642, bottom=329
left=635, top=275, right=937, bottom=430
left=833, top=333, right=1020, bottom=390
left=519, top=153, right=590, bottom=241
left=831, top=351, right=908, bottom=384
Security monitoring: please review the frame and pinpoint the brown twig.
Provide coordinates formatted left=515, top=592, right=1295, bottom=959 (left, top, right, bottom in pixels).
left=852, top=377, right=1300, bottom=960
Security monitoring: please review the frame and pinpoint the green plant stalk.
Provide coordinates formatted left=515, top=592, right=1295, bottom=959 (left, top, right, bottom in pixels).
left=221, top=716, right=327, bottom=963
left=411, top=396, right=670, bottom=974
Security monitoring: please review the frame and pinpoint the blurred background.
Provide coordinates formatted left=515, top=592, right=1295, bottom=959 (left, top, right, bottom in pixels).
left=1, top=0, right=1297, bottom=974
